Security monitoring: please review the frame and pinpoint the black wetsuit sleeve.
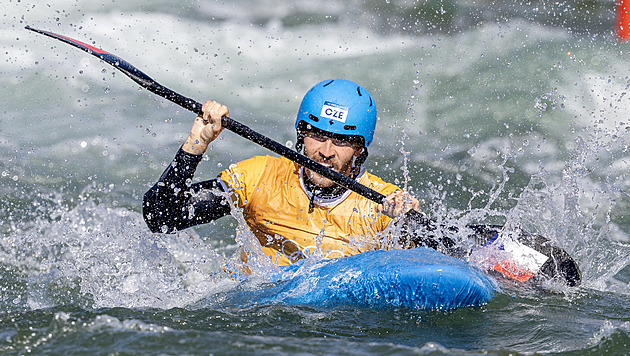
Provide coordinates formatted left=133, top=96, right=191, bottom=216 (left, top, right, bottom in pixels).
left=142, top=147, right=231, bottom=233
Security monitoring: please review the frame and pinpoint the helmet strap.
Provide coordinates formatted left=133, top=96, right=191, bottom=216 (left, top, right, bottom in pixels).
left=351, top=147, right=368, bottom=178
left=295, top=132, right=305, bottom=154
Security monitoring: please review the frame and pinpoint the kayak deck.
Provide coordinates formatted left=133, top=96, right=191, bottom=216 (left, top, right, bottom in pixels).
left=237, top=247, right=497, bottom=310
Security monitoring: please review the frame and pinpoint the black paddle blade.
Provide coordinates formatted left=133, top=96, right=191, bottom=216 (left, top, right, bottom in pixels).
left=467, top=225, right=582, bottom=287
left=25, top=26, right=204, bottom=116
left=25, top=26, right=155, bottom=87
left=400, top=211, right=582, bottom=287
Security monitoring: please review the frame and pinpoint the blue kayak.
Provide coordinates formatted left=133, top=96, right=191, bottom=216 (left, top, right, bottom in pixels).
left=238, top=247, right=496, bottom=310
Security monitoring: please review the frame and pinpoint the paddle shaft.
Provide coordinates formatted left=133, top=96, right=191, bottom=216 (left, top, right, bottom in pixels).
left=25, top=26, right=387, bottom=205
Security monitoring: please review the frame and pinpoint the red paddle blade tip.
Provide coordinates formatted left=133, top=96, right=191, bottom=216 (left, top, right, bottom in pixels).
left=492, top=261, right=534, bottom=282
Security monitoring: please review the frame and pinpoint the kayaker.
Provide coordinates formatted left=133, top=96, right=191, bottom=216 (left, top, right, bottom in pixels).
left=143, top=79, right=420, bottom=266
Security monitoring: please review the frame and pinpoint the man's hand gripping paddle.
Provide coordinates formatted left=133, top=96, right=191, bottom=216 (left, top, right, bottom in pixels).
left=25, top=26, right=581, bottom=287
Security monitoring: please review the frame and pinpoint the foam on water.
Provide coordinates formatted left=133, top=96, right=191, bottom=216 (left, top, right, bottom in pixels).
left=1, top=198, right=242, bottom=310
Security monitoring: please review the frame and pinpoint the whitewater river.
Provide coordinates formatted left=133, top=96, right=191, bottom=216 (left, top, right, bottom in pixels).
left=2, top=0, right=630, bottom=354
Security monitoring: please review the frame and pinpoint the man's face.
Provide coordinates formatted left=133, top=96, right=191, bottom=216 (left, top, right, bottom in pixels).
left=302, top=131, right=364, bottom=188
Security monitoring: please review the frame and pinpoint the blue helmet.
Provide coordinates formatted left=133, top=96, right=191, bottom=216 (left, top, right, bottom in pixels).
left=295, top=79, right=377, bottom=147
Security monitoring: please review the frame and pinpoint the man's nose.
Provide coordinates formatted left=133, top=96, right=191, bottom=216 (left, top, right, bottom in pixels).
left=318, top=139, right=335, bottom=158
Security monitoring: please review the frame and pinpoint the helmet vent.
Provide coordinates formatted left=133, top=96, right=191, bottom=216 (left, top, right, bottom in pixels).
left=323, top=80, right=334, bottom=87
left=369, top=97, right=373, bottom=106
left=356, top=86, right=362, bottom=96
left=308, top=114, right=320, bottom=122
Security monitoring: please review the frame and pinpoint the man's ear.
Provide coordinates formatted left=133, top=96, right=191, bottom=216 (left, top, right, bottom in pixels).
left=353, top=146, right=365, bottom=157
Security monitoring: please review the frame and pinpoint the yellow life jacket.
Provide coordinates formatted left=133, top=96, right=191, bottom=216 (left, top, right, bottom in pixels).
left=218, top=155, right=400, bottom=266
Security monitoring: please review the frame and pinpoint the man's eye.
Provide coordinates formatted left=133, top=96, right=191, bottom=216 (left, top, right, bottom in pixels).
left=308, top=134, right=327, bottom=142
